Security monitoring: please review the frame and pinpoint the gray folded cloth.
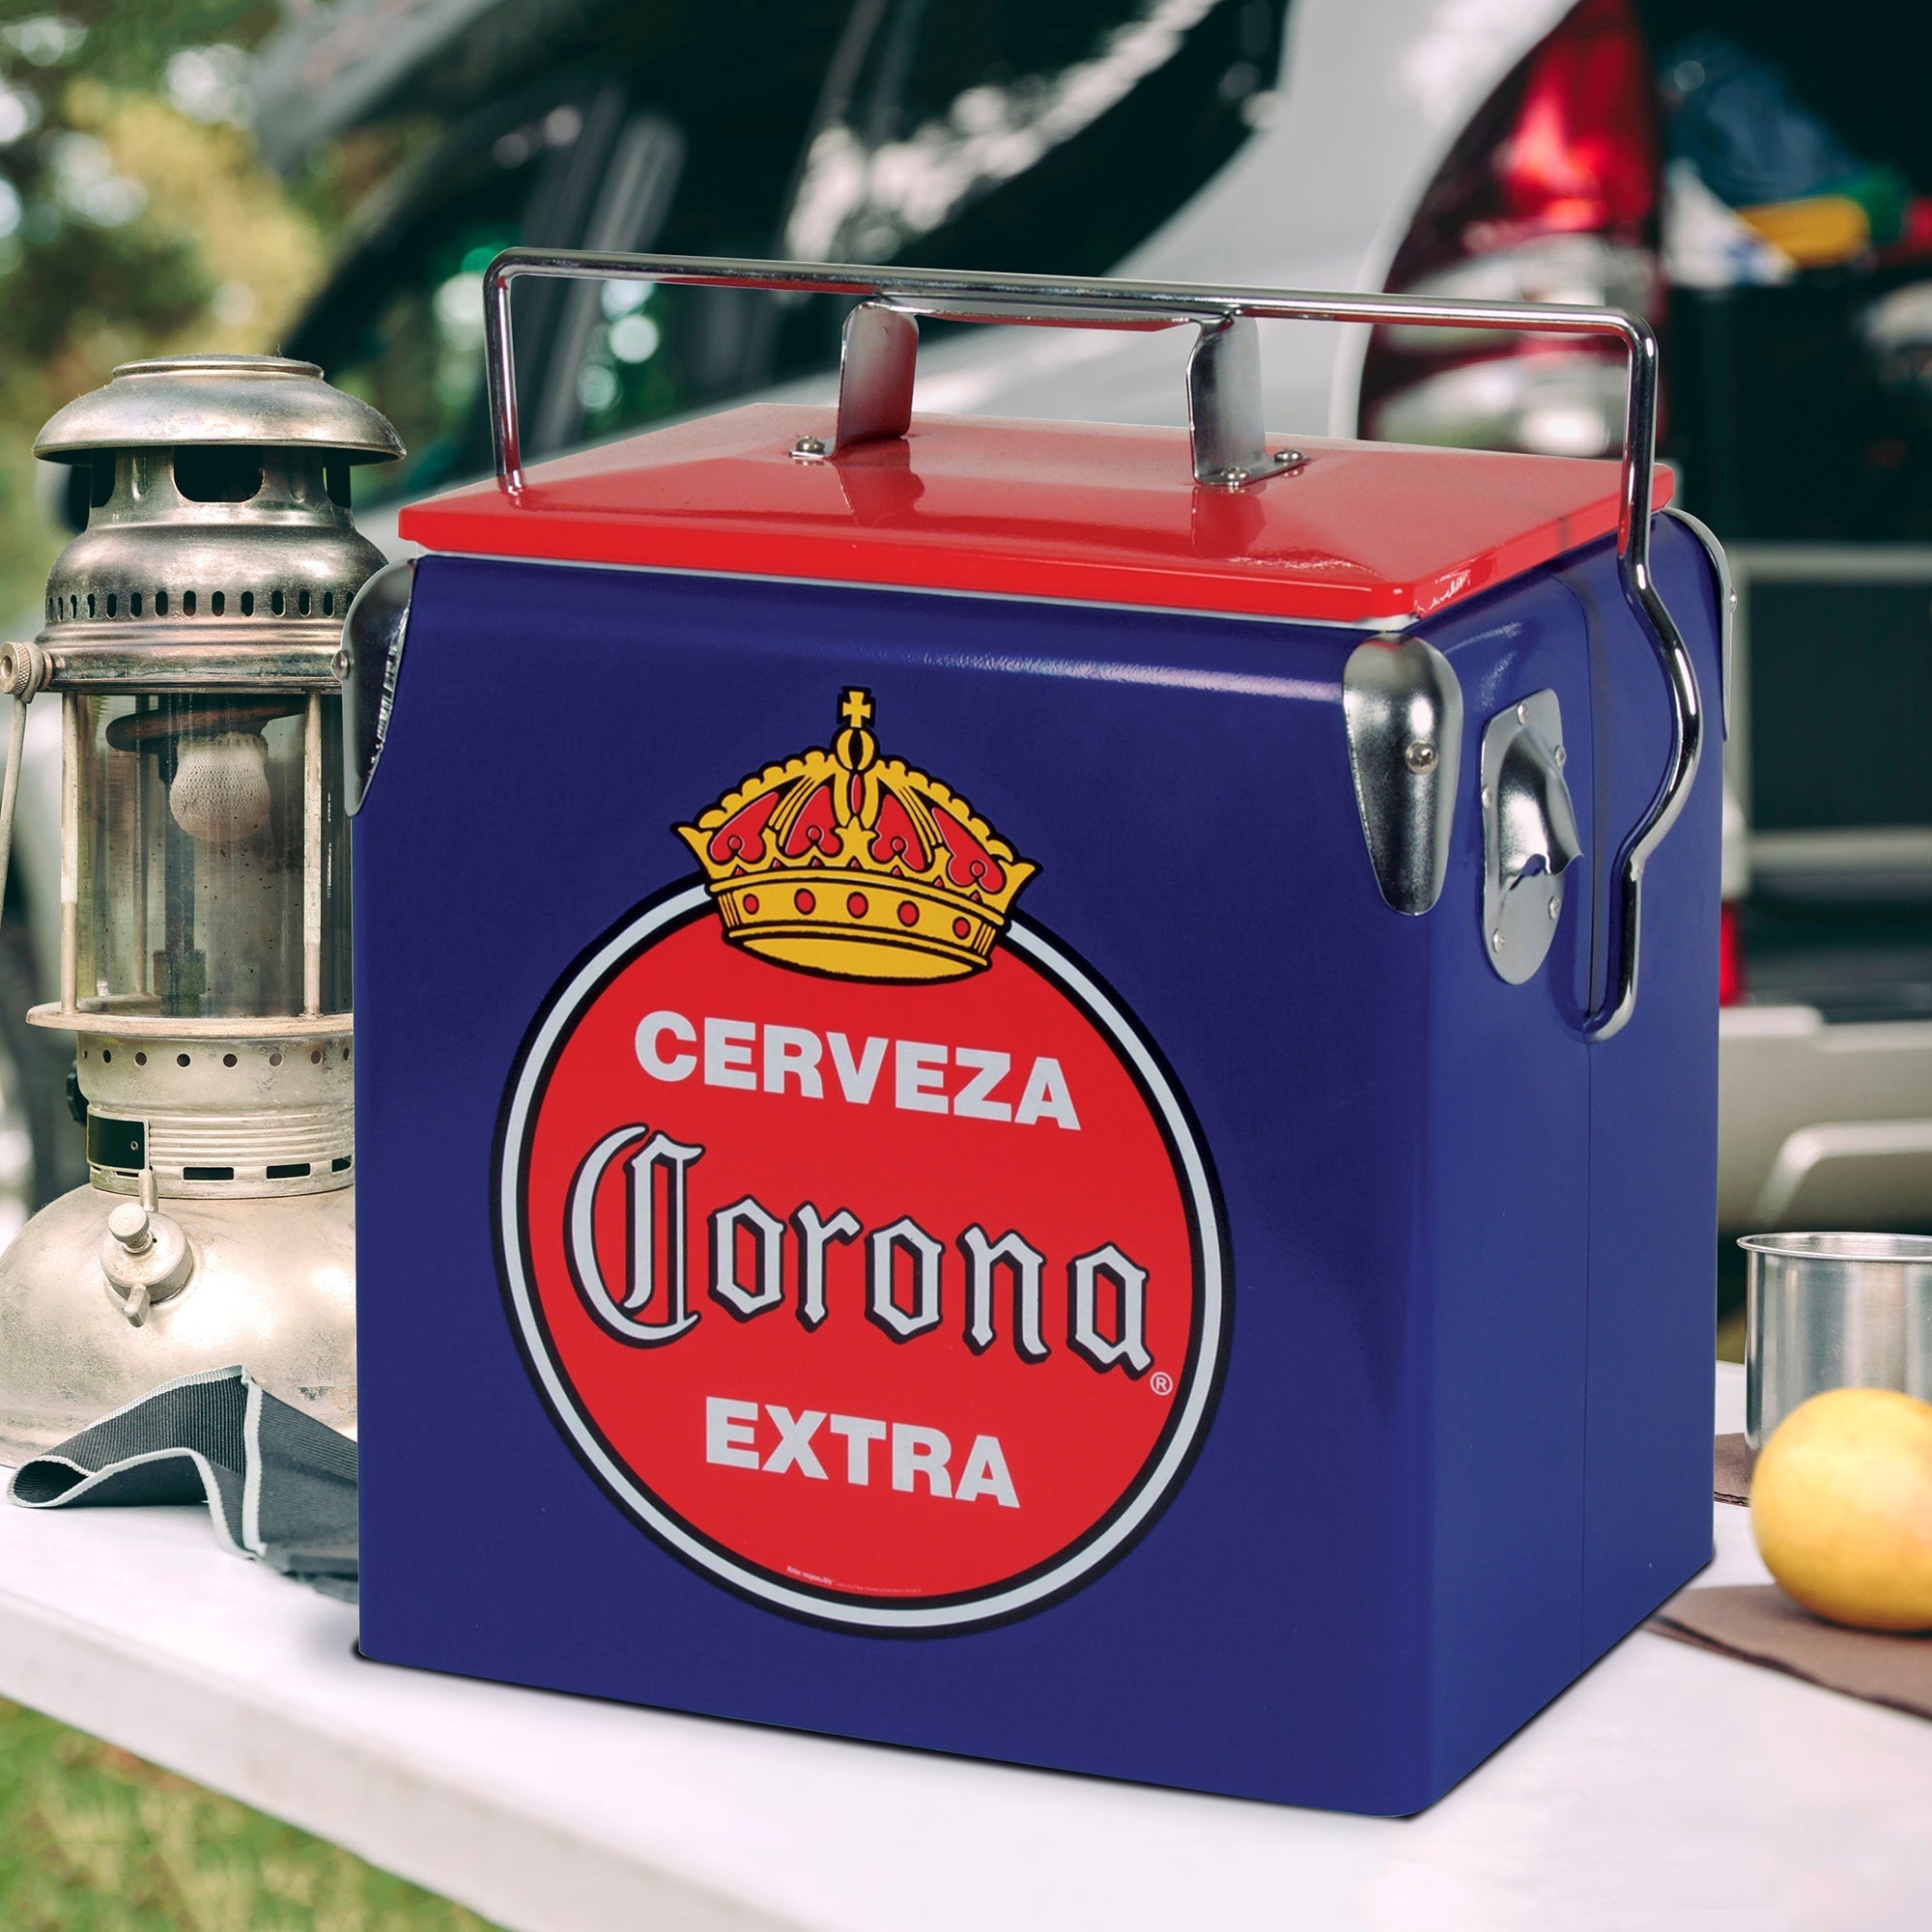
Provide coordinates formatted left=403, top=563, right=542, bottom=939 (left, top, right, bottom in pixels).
left=5, top=1365, right=356, bottom=1601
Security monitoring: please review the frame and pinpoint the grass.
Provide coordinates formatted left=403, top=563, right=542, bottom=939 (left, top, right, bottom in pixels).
left=0, top=1699, right=501, bottom=1932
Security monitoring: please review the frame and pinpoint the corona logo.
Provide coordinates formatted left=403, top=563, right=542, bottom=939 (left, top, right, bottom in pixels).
left=676, top=688, right=1035, bottom=981
left=500, top=687, right=1227, bottom=1633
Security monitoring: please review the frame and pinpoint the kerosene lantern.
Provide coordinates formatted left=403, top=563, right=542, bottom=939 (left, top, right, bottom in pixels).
left=0, top=355, right=400, bottom=1463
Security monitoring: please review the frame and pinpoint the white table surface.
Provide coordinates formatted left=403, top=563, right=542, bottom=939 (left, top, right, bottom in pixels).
left=1, top=1363, right=1927, bottom=1932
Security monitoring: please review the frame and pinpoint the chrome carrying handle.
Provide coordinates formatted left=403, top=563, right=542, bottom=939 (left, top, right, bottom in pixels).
left=481, top=249, right=1701, bottom=1040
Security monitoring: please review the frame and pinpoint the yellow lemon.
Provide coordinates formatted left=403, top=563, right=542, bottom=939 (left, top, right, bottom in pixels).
left=1750, top=1386, right=1932, bottom=1632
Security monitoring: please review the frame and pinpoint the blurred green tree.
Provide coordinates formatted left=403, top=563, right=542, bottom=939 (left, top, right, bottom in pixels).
left=0, top=3, right=327, bottom=615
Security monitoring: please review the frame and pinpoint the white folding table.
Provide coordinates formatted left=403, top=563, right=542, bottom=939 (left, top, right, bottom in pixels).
left=1, top=1363, right=1926, bottom=1932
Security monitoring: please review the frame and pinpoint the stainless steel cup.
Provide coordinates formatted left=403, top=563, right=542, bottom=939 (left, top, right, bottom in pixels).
left=1741, top=1232, right=1932, bottom=1448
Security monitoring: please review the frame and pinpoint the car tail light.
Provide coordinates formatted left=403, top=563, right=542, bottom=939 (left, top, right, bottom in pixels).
left=1360, top=0, right=1661, bottom=458
left=1719, top=902, right=1747, bottom=1006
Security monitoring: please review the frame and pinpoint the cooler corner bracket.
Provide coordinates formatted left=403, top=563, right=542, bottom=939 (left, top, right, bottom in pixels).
left=339, top=556, right=416, bottom=816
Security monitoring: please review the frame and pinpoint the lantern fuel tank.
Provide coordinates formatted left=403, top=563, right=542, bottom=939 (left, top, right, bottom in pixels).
left=350, top=255, right=1726, bottom=1813
left=0, top=355, right=401, bottom=1463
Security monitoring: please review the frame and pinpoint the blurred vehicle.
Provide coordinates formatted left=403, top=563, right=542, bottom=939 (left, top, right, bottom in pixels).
left=7, top=0, right=1927, bottom=1236
left=1634, top=9, right=1932, bottom=1232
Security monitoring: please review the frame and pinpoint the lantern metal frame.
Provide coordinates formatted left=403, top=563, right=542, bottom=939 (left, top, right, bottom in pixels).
left=0, top=354, right=398, bottom=1462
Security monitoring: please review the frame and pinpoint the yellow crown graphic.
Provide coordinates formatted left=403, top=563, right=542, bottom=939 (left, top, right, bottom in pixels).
left=676, top=689, right=1037, bottom=981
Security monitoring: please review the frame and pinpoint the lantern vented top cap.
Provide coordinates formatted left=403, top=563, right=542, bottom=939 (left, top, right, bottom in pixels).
left=35, top=354, right=403, bottom=466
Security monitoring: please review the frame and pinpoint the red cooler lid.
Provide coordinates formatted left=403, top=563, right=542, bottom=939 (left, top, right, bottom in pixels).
left=400, top=403, right=1670, bottom=627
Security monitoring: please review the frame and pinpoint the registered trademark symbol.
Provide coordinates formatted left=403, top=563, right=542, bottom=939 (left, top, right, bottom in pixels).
left=1149, top=1372, right=1175, bottom=1397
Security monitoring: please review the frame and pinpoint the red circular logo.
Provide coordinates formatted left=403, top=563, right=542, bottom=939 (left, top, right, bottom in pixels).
left=499, top=887, right=1226, bottom=1631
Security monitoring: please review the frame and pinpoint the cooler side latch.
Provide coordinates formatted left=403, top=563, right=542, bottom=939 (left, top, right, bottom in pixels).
left=340, top=557, right=416, bottom=816
left=1341, top=635, right=1463, bottom=916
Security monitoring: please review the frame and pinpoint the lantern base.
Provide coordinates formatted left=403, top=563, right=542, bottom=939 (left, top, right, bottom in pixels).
left=0, top=1179, right=355, bottom=1467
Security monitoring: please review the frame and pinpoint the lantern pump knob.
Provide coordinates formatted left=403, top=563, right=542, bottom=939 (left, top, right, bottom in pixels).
left=100, top=1183, right=194, bottom=1324
left=106, top=1202, right=153, bottom=1253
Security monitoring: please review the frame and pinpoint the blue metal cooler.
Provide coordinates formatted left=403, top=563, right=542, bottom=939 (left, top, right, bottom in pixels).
left=345, top=255, right=1726, bottom=1815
